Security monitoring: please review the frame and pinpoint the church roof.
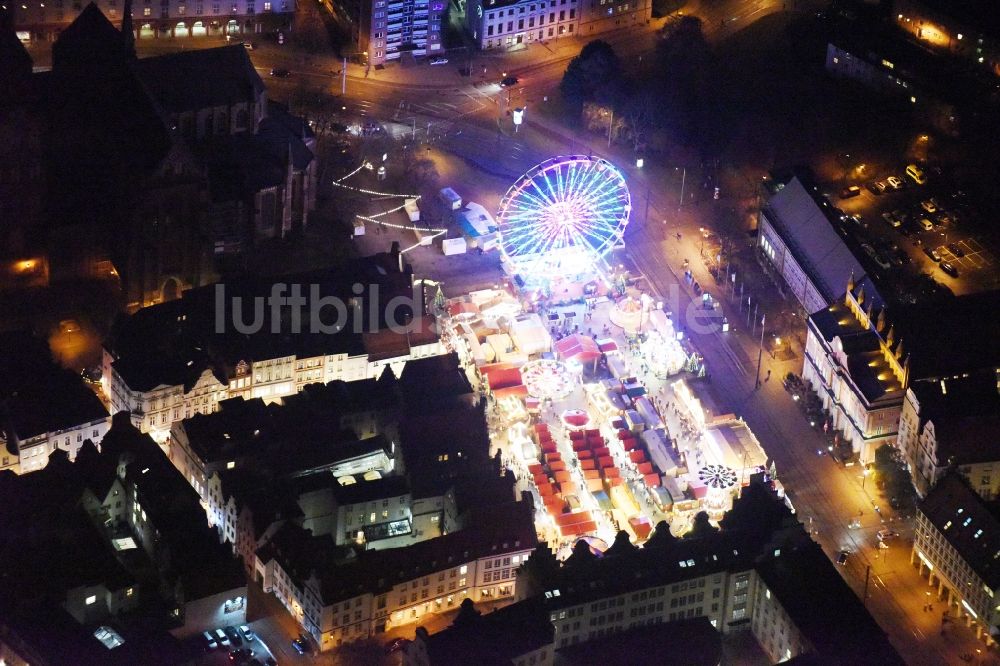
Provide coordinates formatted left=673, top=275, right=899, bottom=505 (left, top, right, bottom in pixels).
left=133, top=45, right=264, bottom=114
left=52, top=2, right=128, bottom=67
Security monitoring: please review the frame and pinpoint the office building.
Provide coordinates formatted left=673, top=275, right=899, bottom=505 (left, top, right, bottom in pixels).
left=914, top=472, right=1000, bottom=645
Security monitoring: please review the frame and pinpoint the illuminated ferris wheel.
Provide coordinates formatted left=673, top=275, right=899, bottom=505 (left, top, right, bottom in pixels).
left=497, top=156, right=631, bottom=276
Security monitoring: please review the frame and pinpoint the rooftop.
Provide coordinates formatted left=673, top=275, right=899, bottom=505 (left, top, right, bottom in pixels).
left=0, top=331, right=109, bottom=447
left=107, top=253, right=423, bottom=391
left=808, top=301, right=903, bottom=405
left=763, top=177, right=880, bottom=308
left=418, top=597, right=555, bottom=665
left=910, top=370, right=1000, bottom=466
left=755, top=541, right=903, bottom=665
left=315, top=499, right=537, bottom=604
left=556, top=616, right=722, bottom=666
left=133, top=45, right=264, bottom=114
left=919, top=472, right=1000, bottom=590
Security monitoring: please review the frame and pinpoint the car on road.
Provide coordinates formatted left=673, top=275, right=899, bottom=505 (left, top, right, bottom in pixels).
left=239, top=625, right=256, bottom=642
left=499, top=75, right=519, bottom=87
left=940, top=261, right=959, bottom=278
left=877, top=529, right=899, bottom=541
left=839, top=185, right=861, bottom=199
left=947, top=242, right=965, bottom=257
left=923, top=246, right=942, bottom=262
left=918, top=217, right=934, bottom=231
left=269, top=68, right=290, bottom=77
left=291, top=639, right=306, bottom=655
left=921, top=199, right=938, bottom=213
left=866, top=180, right=887, bottom=195
left=429, top=57, right=449, bottom=65
left=886, top=176, right=904, bottom=190
left=836, top=550, right=849, bottom=565
left=906, top=163, right=927, bottom=185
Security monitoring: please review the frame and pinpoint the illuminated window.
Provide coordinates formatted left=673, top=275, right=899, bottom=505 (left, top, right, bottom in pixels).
left=86, top=595, right=97, bottom=605
left=460, top=565, right=468, bottom=575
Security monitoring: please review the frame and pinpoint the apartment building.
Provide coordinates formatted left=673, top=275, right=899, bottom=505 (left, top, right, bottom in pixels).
left=898, top=369, right=1000, bottom=497
left=407, top=484, right=902, bottom=665
left=254, top=499, right=537, bottom=650
left=9, top=0, right=294, bottom=43
left=102, top=252, right=443, bottom=441
left=0, top=331, right=111, bottom=475
left=576, top=0, right=649, bottom=37
left=804, top=287, right=1000, bottom=464
left=360, top=0, right=444, bottom=67
left=464, top=0, right=579, bottom=51
left=914, top=472, right=1000, bottom=645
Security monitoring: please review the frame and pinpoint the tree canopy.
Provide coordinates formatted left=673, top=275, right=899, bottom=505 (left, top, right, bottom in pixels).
left=560, top=40, right=626, bottom=112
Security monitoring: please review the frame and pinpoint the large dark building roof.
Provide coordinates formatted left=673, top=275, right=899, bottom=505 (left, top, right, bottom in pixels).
left=889, top=290, right=1000, bottom=380
left=106, top=253, right=420, bottom=391
left=910, top=369, right=1000, bottom=466
left=919, top=472, right=1000, bottom=590
left=556, top=617, right=722, bottom=666
left=418, top=597, right=555, bottom=665
left=755, top=541, right=903, bottom=665
left=0, top=331, right=108, bottom=448
left=132, top=45, right=265, bottom=113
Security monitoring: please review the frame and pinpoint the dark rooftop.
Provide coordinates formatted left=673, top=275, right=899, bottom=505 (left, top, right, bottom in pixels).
left=919, top=472, right=1000, bottom=590
left=316, top=499, right=537, bottom=605
left=332, top=474, right=410, bottom=506
left=0, top=331, right=109, bottom=447
left=107, top=253, right=422, bottom=391
left=132, top=45, right=264, bottom=114
left=910, top=370, right=1000, bottom=466
left=418, top=596, right=554, bottom=665
left=755, top=541, right=903, bottom=665
left=556, top=616, right=722, bottom=666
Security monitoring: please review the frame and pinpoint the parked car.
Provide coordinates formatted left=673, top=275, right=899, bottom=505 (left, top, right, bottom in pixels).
left=269, top=68, right=290, bottom=77
left=866, top=180, right=887, bottom=195
left=215, top=629, right=231, bottom=648
left=836, top=550, right=849, bottom=565
left=886, top=176, right=904, bottom=190
left=242, top=41, right=255, bottom=50
left=224, top=627, right=242, bottom=646
left=947, top=242, right=965, bottom=257
left=861, top=244, right=891, bottom=270
left=905, top=163, right=927, bottom=185
left=918, top=217, right=934, bottom=231
left=935, top=213, right=953, bottom=227
left=229, top=648, right=255, bottom=663
left=881, top=212, right=900, bottom=228
left=940, top=261, right=959, bottom=277
left=839, top=185, right=862, bottom=199
left=239, top=625, right=256, bottom=642
left=920, top=199, right=938, bottom=213
left=202, top=631, right=218, bottom=650
left=291, top=639, right=306, bottom=655
left=923, top=246, right=942, bottom=262
left=429, top=57, right=449, bottom=65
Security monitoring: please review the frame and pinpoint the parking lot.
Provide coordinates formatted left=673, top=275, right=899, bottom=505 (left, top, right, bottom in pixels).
left=192, top=622, right=279, bottom=666
left=821, top=165, right=998, bottom=297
